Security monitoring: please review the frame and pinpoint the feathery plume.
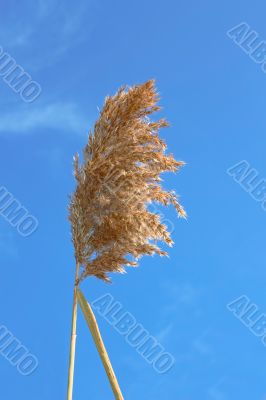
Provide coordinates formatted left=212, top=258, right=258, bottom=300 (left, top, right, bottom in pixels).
left=69, top=80, right=185, bottom=282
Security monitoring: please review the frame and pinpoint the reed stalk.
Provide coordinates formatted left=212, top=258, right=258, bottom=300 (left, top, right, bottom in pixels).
left=67, top=80, right=185, bottom=397
left=77, top=289, right=124, bottom=400
left=67, top=262, right=80, bottom=400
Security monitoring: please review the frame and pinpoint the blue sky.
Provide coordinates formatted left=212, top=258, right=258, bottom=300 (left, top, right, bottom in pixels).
left=1, top=0, right=266, bottom=398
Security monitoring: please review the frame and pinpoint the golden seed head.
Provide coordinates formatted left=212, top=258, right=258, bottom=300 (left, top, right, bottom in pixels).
left=69, top=80, right=185, bottom=282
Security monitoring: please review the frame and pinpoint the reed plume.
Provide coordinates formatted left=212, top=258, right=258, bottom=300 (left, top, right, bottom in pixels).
left=69, top=79, right=185, bottom=283
left=67, top=80, right=185, bottom=400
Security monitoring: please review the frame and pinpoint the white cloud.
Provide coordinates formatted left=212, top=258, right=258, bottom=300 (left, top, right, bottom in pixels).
left=162, top=281, right=201, bottom=305
left=208, top=377, right=227, bottom=400
left=193, top=333, right=213, bottom=357
left=5, top=30, right=32, bottom=48
left=0, top=102, right=89, bottom=135
left=156, top=323, right=173, bottom=343
left=2, top=1, right=96, bottom=69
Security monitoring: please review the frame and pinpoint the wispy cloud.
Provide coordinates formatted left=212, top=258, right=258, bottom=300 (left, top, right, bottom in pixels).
left=161, top=281, right=203, bottom=319
left=0, top=102, right=89, bottom=135
left=208, top=377, right=227, bottom=400
left=156, top=323, right=173, bottom=343
left=4, top=30, right=32, bottom=48
left=1, top=1, right=96, bottom=68
left=192, top=329, right=214, bottom=358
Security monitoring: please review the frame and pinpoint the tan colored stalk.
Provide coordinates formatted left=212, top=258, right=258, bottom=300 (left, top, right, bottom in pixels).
left=67, top=262, right=80, bottom=400
left=77, top=289, right=124, bottom=400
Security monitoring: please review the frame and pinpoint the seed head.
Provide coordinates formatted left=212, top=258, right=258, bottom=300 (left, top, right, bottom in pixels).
left=69, top=80, right=186, bottom=282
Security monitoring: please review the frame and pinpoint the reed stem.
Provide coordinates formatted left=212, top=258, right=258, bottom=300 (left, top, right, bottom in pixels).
left=77, top=289, right=124, bottom=400
left=67, top=262, right=80, bottom=400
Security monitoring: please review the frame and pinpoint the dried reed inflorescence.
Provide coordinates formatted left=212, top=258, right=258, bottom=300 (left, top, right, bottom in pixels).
left=69, top=80, right=185, bottom=282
